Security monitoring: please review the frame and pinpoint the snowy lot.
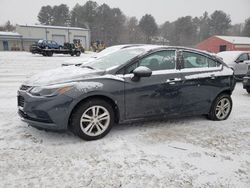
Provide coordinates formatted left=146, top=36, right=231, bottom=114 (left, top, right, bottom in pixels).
left=0, top=52, right=250, bottom=188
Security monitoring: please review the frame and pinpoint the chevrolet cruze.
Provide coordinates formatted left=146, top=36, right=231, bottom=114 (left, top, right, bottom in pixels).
left=18, top=45, right=236, bottom=140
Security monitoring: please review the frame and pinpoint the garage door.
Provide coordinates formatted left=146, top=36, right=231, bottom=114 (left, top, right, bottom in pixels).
left=74, top=36, right=86, bottom=48
left=52, top=35, right=65, bottom=45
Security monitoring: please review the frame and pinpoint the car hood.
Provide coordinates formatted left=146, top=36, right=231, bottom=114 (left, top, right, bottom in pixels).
left=62, top=52, right=97, bottom=66
left=62, top=57, right=96, bottom=66
left=24, top=66, right=104, bottom=86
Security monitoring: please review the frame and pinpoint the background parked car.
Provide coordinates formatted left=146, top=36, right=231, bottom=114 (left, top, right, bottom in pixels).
left=37, top=40, right=63, bottom=49
left=62, top=44, right=143, bottom=66
left=243, top=65, right=250, bottom=94
left=30, top=41, right=81, bottom=57
left=217, top=51, right=250, bottom=79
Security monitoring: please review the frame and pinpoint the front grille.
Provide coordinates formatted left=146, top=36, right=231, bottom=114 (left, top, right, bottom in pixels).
left=17, top=95, right=24, bottom=107
left=20, top=85, right=31, bottom=91
left=18, top=109, right=53, bottom=123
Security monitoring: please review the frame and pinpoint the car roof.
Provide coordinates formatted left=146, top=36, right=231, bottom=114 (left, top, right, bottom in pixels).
left=217, top=51, right=246, bottom=55
left=120, top=44, right=217, bottom=57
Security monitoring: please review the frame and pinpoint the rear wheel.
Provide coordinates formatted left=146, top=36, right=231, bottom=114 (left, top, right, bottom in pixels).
left=208, top=94, right=232, bottom=121
left=46, top=51, right=53, bottom=57
left=76, top=51, right=81, bottom=56
left=70, top=99, right=114, bottom=140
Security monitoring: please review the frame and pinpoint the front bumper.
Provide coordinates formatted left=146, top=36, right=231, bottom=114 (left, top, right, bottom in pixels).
left=243, top=76, right=250, bottom=89
left=17, top=90, right=74, bottom=131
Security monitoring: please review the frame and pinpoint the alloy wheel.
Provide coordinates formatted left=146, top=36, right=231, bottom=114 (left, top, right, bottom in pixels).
left=215, top=98, right=231, bottom=120
left=80, top=105, right=110, bottom=136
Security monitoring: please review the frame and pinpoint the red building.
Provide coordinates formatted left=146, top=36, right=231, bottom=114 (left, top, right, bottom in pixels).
left=196, top=35, right=250, bottom=53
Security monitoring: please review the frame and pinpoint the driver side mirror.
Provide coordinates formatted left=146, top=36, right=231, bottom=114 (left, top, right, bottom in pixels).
left=235, top=59, right=244, bottom=63
left=132, top=66, right=152, bottom=81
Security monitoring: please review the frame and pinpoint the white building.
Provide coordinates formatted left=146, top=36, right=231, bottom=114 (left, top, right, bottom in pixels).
left=0, top=31, right=22, bottom=51
left=0, top=24, right=90, bottom=51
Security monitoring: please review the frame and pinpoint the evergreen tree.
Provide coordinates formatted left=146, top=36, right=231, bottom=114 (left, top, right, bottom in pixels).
left=52, top=4, right=70, bottom=26
left=209, top=10, right=231, bottom=35
left=38, top=5, right=53, bottom=25
left=139, top=14, right=158, bottom=43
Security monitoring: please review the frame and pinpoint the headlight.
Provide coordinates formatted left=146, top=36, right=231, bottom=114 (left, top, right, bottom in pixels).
left=29, top=83, right=74, bottom=97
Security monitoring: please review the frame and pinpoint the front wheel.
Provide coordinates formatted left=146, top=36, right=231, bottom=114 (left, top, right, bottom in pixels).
left=70, top=99, right=114, bottom=140
left=208, top=94, right=232, bottom=121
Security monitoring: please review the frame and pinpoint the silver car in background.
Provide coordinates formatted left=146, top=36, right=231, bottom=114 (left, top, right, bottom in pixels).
left=217, top=51, right=250, bottom=79
left=62, top=44, right=142, bottom=66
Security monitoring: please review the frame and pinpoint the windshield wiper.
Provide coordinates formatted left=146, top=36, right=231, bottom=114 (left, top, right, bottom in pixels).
left=81, top=66, right=95, bottom=70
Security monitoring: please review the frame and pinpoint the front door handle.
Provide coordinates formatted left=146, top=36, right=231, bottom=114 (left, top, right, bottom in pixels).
left=166, top=78, right=182, bottom=84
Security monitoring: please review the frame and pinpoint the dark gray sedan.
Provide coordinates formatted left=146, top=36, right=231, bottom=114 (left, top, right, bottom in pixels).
left=18, top=45, right=236, bottom=140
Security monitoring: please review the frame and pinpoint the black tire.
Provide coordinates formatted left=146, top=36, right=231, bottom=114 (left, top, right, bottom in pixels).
left=234, top=75, right=243, bottom=81
left=70, top=53, right=74, bottom=56
left=70, top=99, right=115, bottom=141
left=76, top=51, right=81, bottom=56
left=208, top=94, right=232, bottom=121
left=46, top=51, right=53, bottom=57
left=247, top=89, right=250, bottom=94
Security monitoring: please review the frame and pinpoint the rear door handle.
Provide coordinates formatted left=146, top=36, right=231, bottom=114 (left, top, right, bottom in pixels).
left=210, top=74, right=216, bottom=79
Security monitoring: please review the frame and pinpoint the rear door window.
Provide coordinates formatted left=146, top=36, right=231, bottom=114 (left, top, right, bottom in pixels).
left=183, top=51, right=219, bottom=69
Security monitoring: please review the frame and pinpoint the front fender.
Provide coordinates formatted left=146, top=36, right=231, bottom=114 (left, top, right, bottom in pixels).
left=65, top=80, right=125, bottom=125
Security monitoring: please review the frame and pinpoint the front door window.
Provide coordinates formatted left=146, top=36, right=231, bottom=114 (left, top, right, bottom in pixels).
left=125, top=50, right=176, bottom=74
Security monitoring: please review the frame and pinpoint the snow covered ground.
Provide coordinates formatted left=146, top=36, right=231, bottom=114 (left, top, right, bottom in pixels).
left=0, top=52, right=249, bottom=188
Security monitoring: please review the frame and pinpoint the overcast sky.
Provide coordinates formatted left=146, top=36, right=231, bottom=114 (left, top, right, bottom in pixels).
left=0, top=0, right=249, bottom=25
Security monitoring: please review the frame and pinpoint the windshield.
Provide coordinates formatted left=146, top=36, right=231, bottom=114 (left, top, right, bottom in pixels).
left=82, top=48, right=145, bottom=70
left=217, top=52, right=241, bottom=64
left=38, top=40, right=44, bottom=44
left=96, top=46, right=123, bottom=57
